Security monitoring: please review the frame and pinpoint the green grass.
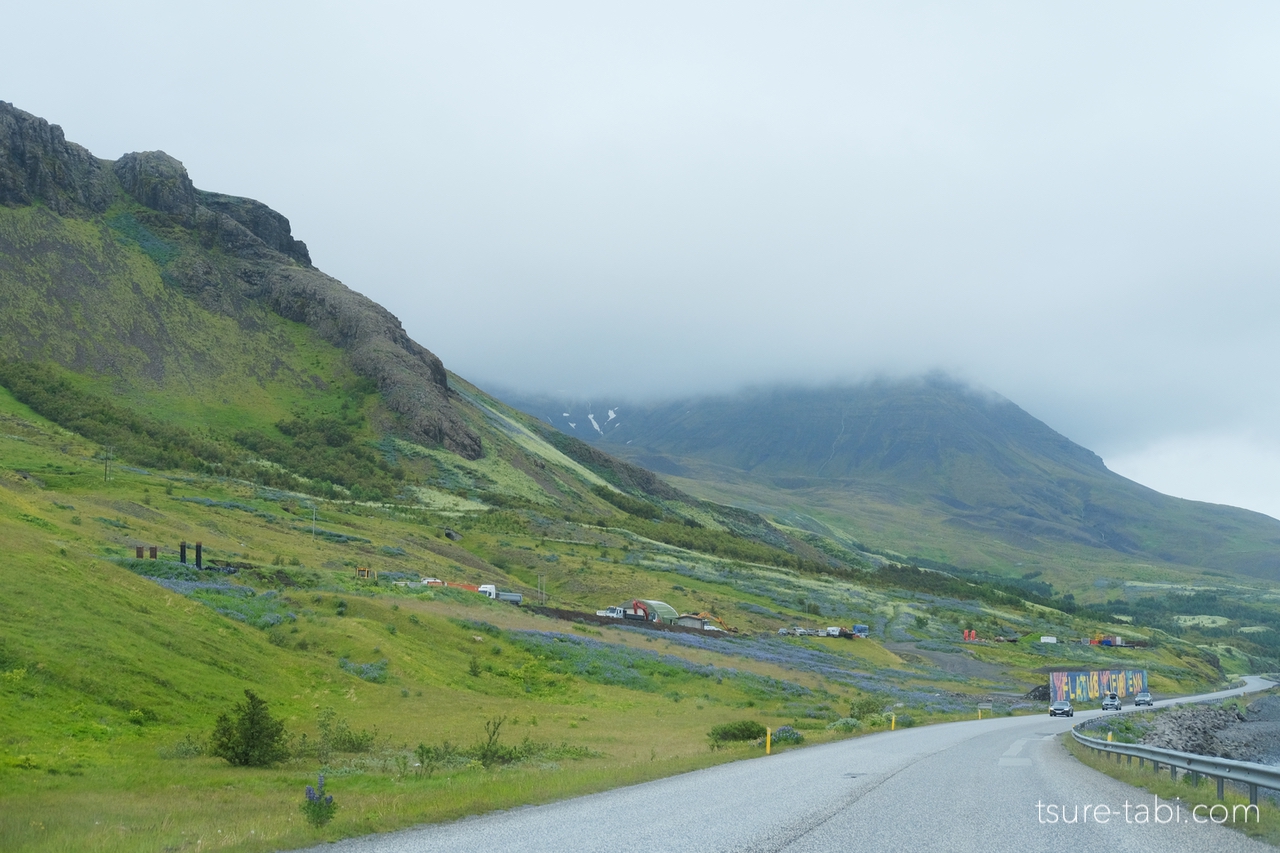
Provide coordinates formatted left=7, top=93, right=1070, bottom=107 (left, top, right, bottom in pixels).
left=1065, top=734, right=1280, bottom=847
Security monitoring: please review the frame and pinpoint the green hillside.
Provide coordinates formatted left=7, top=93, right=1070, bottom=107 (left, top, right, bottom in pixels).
left=0, top=101, right=1269, bottom=852
left=506, top=379, right=1280, bottom=586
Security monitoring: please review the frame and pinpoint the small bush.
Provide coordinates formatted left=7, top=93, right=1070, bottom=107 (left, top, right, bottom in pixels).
left=157, top=734, right=205, bottom=759
left=709, top=720, right=768, bottom=743
left=338, top=658, right=387, bottom=683
left=209, top=690, right=289, bottom=767
left=414, top=741, right=456, bottom=776
left=849, top=695, right=885, bottom=720
left=316, top=707, right=376, bottom=760
left=301, top=774, right=336, bottom=827
left=895, top=713, right=916, bottom=728
left=772, top=725, right=804, bottom=745
left=827, top=717, right=862, bottom=732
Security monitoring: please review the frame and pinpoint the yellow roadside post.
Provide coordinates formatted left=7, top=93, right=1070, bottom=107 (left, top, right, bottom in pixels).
left=891, top=713, right=896, bottom=731
left=1107, top=731, right=1113, bottom=742
left=766, top=728, right=772, bottom=755
left=978, top=708, right=982, bottom=720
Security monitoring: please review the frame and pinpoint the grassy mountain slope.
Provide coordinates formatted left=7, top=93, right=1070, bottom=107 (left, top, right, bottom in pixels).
left=505, top=379, right=1280, bottom=586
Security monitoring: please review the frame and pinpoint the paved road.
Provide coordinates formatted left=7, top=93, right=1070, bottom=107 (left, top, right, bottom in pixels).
left=294, top=677, right=1275, bottom=853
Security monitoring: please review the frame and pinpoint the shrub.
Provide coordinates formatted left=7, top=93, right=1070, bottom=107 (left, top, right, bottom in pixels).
left=849, top=695, right=886, bottom=720
left=772, top=725, right=804, bottom=745
left=473, top=716, right=512, bottom=767
left=895, top=713, right=916, bottom=728
left=826, top=717, right=862, bottom=732
left=338, top=658, right=387, bottom=683
left=414, top=741, right=456, bottom=776
left=301, top=774, right=336, bottom=827
left=316, top=708, right=376, bottom=760
left=209, top=690, right=289, bottom=767
left=709, top=720, right=768, bottom=743
left=157, top=734, right=205, bottom=759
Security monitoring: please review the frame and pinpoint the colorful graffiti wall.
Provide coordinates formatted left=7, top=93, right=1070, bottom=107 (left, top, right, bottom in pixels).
left=1049, top=669, right=1147, bottom=703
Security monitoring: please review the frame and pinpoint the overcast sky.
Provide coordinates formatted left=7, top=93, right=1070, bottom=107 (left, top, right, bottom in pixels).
left=6, top=2, right=1280, bottom=517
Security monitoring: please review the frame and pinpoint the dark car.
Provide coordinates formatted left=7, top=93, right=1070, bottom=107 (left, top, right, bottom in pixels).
left=1049, top=700, right=1074, bottom=717
left=1134, top=692, right=1153, bottom=706
left=1102, top=693, right=1122, bottom=711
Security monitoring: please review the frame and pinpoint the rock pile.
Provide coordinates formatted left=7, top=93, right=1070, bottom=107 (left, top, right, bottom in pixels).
left=1143, top=704, right=1243, bottom=756
left=1143, top=697, right=1280, bottom=765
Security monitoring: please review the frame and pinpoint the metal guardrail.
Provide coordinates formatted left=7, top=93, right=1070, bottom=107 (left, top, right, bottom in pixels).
left=1072, top=722, right=1280, bottom=805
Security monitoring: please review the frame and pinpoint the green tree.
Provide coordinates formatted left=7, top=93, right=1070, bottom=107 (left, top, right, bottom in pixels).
left=209, top=689, right=290, bottom=767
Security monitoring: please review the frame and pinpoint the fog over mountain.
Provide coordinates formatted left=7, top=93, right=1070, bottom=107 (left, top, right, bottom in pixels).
left=6, top=2, right=1280, bottom=516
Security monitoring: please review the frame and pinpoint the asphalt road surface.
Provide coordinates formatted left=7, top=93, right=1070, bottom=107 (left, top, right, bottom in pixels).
left=293, top=677, right=1275, bottom=853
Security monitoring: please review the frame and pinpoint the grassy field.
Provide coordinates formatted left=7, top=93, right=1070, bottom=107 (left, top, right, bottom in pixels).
left=0, top=378, right=1242, bottom=851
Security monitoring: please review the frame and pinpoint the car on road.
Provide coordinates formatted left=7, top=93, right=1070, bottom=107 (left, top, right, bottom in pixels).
left=1049, top=700, right=1074, bottom=717
left=1102, top=693, right=1122, bottom=711
left=1134, top=691, right=1153, bottom=706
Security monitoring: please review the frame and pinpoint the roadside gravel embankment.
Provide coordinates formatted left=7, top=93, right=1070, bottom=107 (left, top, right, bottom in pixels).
left=1144, top=694, right=1280, bottom=765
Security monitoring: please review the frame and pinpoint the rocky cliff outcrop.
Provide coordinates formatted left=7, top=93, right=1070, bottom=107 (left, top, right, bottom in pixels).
left=198, top=190, right=310, bottom=265
left=0, top=101, right=116, bottom=213
left=0, top=101, right=481, bottom=459
left=114, top=151, right=197, bottom=215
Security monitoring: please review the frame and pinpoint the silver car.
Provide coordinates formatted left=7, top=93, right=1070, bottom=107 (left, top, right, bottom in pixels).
left=1102, top=693, right=1122, bottom=711
left=1134, top=691, right=1153, bottom=706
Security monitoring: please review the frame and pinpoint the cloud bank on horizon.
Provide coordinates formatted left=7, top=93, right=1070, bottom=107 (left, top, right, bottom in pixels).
left=5, top=2, right=1280, bottom=517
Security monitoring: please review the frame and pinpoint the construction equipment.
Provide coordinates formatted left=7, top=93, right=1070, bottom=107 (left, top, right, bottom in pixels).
left=696, top=612, right=738, bottom=633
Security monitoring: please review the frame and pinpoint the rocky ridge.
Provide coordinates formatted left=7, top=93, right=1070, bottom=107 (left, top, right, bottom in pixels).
left=0, top=101, right=481, bottom=459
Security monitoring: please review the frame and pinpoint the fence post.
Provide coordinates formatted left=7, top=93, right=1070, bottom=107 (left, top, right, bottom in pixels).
left=766, top=728, right=771, bottom=755
left=1250, top=784, right=1258, bottom=806
left=1217, top=777, right=1224, bottom=800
